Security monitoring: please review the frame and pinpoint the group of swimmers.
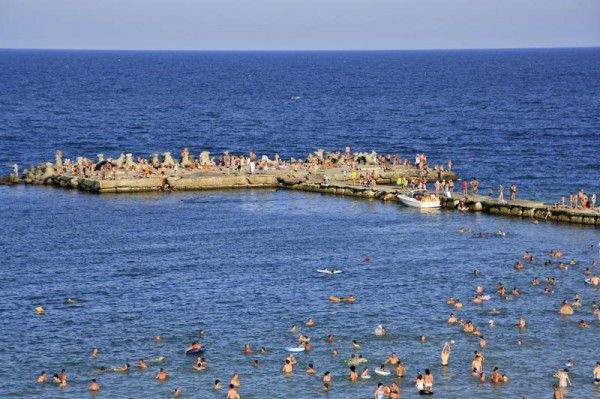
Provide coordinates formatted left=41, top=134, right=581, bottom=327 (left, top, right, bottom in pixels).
left=34, top=242, right=599, bottom=398
left=446, top=246, right=600, bottom=396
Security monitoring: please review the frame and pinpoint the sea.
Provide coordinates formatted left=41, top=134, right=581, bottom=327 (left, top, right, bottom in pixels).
left=0, top=48, right=599, bottom=398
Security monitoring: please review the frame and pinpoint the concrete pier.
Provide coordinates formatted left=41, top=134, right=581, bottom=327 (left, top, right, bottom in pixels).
left=3, top=149, right=598, bottom=227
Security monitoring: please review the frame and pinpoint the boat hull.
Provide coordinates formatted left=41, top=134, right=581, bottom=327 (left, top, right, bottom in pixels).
left=397, top=195, right=441, bottom=209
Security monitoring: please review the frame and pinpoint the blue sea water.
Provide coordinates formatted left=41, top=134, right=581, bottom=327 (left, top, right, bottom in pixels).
left=0, top=49, right=599, bottom=398
left=1, top=48, right=599, bottom=200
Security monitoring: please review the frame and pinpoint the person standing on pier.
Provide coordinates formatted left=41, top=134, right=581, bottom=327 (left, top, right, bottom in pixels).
left=470, top=177, right=479, bottom=194
left=510, top=184, right=517, bottom=201
left=498, top=185, right=505, bottom=203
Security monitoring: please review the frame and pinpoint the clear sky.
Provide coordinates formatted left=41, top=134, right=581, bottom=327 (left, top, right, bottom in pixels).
left=1, top=0, right=599, bottom=50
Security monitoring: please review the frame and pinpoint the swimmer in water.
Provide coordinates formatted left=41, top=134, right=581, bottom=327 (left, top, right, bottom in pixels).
left=473, top=268, right=481, bottom=276
left=187, top=341, right=202, bottom=352
left=387, top=353, right=400, bottom=365
left=226, top=384, right=240, bottom=399
left=332, top=348, right=339, bottom=357
left=531, top=277, right=540, bottom=286
left=137, top=359, right=147, bottom=369
left=560, top=300, right=574, bottom=315
left=553, top=383, right=564, bottom=399
left=559, top=262, right=568, bottom=271
left=326, top=334, right=335, bottom=343
left=352, top=339, right=361, bottom=349
left=516, top=316, right=526, bottom=329
left=172, top=387, right=181, bottom=397
left=593, top=362, right=600, bottom=384
left=479, top=336, right=487, bottom=348
left=322, top=371, right=332, bottom=391
left=361, top=367, right=370, bottom=379
left=286, top=353, right=297, bottom=366
left=555, top=368, right=572, bottom=388
left=415, top=374, right=426, bottom=394
left=306, top=363, right=316, bottom=375
left=243, top=343, right=252, bottom=355
left=348, top=365, right=359, bottom=382
left=448, top=313, right=458, bottom=324
left=193, top=357, right=207, bottom=371
left=374, top=382, right=386, bottom=399
left=497, top=283, right=507, bottom=297
left=491, top=367, right=502, bottom=383
left=37, top=371, right=47, bottom=383
left=156, top=368, right=169, bottom=382
left=59, top=369, right=68, bottom=383
left=419, top=335, right=428, bottom=343
left=389, top=382, right=400, bottom=399
left=305, top=317, right=316, bottom=327
left=472, top=351, right=484, bottom=374
left=514, top=261, right=524, bottom=270
left=282, top=359, right=294, bottom=375
left=230, top=373, right=240, bottom=388
left=374, top=324, right=387, bottom=336
left=395, top=362, right=406, bottom=377
left=251, top=359, right=259, bottom=368
left=441, top=342, right=451, bottom=366
left=423, top=369, right=434, bottom=393
left=88, top=379, right=100, bottom=392
left=578, top=320, right=590, bottom=328
left=113, top=363, right=129, bottom=372
left=91, top=347, right=99, bottom=358
left=259, top=346, right=267, bottom=354
left=213, top=379, right=221, bottom=390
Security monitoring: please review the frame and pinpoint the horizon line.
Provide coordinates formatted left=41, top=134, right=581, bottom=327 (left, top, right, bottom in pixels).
left=1, top=45, right=599, bottom=52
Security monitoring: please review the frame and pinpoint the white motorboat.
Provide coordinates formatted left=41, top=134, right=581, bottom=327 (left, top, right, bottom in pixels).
left=397, top=189, right=441, bottom=209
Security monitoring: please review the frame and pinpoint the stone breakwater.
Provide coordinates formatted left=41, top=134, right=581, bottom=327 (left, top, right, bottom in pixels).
left=286, top=181, right=600, bottom=227
left=4, top=149, right=599, bottom=227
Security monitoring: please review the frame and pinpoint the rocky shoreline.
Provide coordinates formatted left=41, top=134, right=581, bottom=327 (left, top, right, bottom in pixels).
left=3, top=149, right=599, bottom=227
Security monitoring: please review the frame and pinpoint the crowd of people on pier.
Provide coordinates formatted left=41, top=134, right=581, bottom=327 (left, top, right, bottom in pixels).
left=558, top=190, right=597, bottom=210
left=39, top=148, right=452, bottom=183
